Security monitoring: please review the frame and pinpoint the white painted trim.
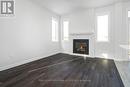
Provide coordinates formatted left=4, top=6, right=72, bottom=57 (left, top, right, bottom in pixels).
left=61, top=18, right=70, bottom=41
left=69, top=32, right=94, bottom=36
left=0, top=52, right=60, bottom=71
left=52, top=17, right=59, bottom=42
left=62, top=52, right=130, bottom=61
left=115, top=59, right=130, bottom=62
left=126, top=8, right=130, bottom=60
left=95, top=12, right=110, bottom=43
left=1, top=52, right=128, bottom=71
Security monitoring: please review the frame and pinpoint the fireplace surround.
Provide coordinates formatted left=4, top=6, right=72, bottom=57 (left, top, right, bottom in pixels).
left=73, top=39, right=89, bottom=55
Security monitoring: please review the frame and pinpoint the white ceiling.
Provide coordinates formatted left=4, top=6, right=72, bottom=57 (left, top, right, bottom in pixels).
left=33, top=0, right=129, bottom=15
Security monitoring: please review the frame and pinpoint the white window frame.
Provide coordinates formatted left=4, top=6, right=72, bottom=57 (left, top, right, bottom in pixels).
left=125, top=8, right=130, bottom=60
left=128, top=10, right=130, bottom=18
left=96, top=12, right=110, bottom=42
left=52, top=17, right=59, bottom=42
left=63, top=20, right=69, bottom=41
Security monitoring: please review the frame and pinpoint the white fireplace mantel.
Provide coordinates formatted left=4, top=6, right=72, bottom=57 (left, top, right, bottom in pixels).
left=62, top=32, right=95, bottom=57
left=69, top=32, right=94, bottom=36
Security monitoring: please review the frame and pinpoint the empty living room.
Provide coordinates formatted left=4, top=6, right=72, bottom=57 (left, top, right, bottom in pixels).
left=0, top=0, right=130, bottom=87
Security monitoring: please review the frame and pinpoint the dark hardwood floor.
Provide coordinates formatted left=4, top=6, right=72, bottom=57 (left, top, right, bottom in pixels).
left=0, top=53, right=124, bottom=87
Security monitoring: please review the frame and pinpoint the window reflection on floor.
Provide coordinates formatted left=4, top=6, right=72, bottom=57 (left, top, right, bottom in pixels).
left=102, top=53, right=108, bottom=58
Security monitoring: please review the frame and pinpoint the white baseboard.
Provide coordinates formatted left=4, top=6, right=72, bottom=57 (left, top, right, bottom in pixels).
left=1, top=52, right=129, bottom=71
left=62, top=52, right=130, bottom=61
left=114, top=59, right=130, bottom=61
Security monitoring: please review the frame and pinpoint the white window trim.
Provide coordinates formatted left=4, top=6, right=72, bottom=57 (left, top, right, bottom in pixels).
left=128, top=10, right=130, bottom=18
left=63, top=20, right=70, bottom=41
left=52, top=17, right=59, bottom=42
left=126, top=8, right=130, bottom=44
left=62, top=19, right=69, bottom=41
left=95, top=12, right=110, bottom=42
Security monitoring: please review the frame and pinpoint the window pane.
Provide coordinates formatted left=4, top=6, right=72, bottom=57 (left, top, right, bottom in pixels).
left=97, top=15, right=109, bottom=42
left=63, top=21, right=69, bottom=40
left=128, top=11, right=130, bottom=18
left=52, top=18, right=58, bottom=42
left=52, top=20, right=56, bottom=41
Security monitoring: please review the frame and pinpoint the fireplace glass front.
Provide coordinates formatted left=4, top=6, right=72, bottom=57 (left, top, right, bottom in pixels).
left=73, top=39, right=89, bottom=55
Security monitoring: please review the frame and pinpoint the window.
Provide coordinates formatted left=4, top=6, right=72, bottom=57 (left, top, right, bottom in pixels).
left=128, top=11, right=130, bottom=18
left=52, top=17, right=58, bottom=42
left=97, top=14, right=109, bottom=42
left=63, top=21, right=69, bottom=40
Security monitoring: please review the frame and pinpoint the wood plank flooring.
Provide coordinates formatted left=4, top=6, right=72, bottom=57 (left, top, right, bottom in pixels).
left=0, top=53, right=124, bottom=87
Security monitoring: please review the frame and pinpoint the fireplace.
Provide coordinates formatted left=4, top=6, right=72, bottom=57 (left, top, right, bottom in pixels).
left=73, top=39, right=89, bottom=55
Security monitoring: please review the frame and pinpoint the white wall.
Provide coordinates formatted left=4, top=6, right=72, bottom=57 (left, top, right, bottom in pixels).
left=65, top=9, right=95, bottom=34
left=61, top=1, right=130, bottom=61
left=94, top=5, right=115, bottom=59
left=61, top=9, right=95, bottom=56
left=0, top=0, right=61, bottom=71
left=114, top=2, right=130, bottom=61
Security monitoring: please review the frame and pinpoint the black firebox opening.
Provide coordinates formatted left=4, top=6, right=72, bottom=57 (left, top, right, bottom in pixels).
left=73, top=39, right=89, bottom=55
